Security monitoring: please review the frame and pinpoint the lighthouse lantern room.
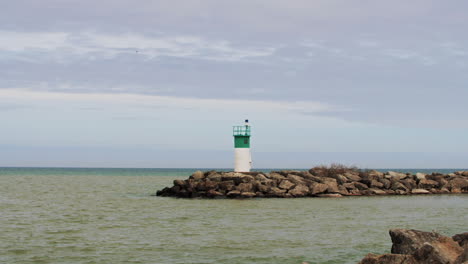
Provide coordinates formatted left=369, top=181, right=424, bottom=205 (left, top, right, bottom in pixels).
left=233, top=120, right=252, bottom=172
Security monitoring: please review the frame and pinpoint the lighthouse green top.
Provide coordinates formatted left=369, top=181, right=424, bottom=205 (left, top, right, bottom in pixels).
left=233, top=125, right=251, bottom=148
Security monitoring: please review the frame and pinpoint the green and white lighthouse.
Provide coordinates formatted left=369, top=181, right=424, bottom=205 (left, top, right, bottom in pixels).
left=233, top=119, right=252, bottom=172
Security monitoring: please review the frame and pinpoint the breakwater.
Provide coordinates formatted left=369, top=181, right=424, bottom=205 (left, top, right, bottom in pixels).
left=156, top=167, right=468, bottom=198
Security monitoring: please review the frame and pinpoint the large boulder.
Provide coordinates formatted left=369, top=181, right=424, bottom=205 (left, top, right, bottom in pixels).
left=387, top=171, right=408, bottom=180
left=190, top=170, right=205, bottom=180
left=278, top=180, right=295, bottom=190
left=418, top=179, right=439, bottom=189
left=221, top=173, right=255, bottom=184
left=359, top=229, right=465, bottom=264
left=288, top=184, right=309, bottom=197
left=310, top=182, right=329, bottom=195
left=453, top=233, right=468, bottom=247
left=390, top=229, right=445, bottom=254
left=236, top=183, right=254, bottom=192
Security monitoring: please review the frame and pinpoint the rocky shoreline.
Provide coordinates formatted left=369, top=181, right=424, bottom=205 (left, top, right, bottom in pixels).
left=156, top=166, right=468, bottom=198
left=358, top=229, right=467, bottom=264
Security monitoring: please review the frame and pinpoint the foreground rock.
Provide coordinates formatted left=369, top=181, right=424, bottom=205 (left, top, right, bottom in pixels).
left=358, top=229, right=467, bottom=264
left=156, top=168, right=468, bottom=199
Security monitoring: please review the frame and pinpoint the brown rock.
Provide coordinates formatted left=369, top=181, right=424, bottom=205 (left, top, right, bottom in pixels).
left=226, top=190, right=241, bottom=198
left=448, top=177, right=468, bottom=191
left=412, top=237, right=464, bottom=264
left=387, top=171, right=408, bottom=180
left=358, top=253, right=415, bottom=264
left=206, top=189, right=224, bottom=198
left=288, top=184, right=310, bottom=197
left=239, top=192, right=256, bottom=198
left=370, top=180, right=384, bottom=189
left=390, top=229, right=443, bottom=254
left=344, top=172, right=362, bottom=182
left=190, top=170, right=205, bottom=180
left=286, top=174, right=306, bottom=184
left=418, top=179, right=439, bottom=189
left=237, top=183, right=254, bottom=193
left=378, top=178, right=391, bottom=189
left=369, top=188, right=387, bottom=195
left=322, top=178, right=340, bottom=193
left=173, top=179, right=185, bottom=187
left=411, top=189, right=430, bottom=194
left=415, top=173, right=426, bottom=180
left=221, top=173, right=255, bottom=184
left=278, top=180, right=295, bottom=190
left=354, top=182, right=369, bottom=190
left=257, top=184, right=271, bottom=193
left=268, top=172, right=286, bottom=182
left=453, top=233, right=468, bottom=247
left=310, top=183, right=329, bottom=195
left=317, top=193, right=342, bottom=198
left=338, top=185, right=350, bottom=196
left=269, top=187, right=287, bottom=197
left=218, top=180, right=235, bottom=191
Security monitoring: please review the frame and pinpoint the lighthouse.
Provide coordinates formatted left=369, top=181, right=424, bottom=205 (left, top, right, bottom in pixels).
left=233, top=119, right=252, bottom=172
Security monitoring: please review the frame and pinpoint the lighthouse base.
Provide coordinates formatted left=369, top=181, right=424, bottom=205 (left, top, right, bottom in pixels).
left=234, top=148, right=251, bottom=172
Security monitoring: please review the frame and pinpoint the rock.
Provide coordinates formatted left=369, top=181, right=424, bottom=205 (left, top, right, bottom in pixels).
left=269, top=187, right=286, bottom=197
left=390, top=229, right=444, bottom=254
left=370, top=180, right=384, bottom=189
left=391, top=182, right=409, bottom=192
left=317, top=193, right=342, bottom=198
left=255, top=174, right=269, bottom=182
left=412, top=237, right=464, bottom=264
left=173, top=179, right=185, bottom=186
left=310, top=183, right=329, bottom=195
left=239, top=192, right=256, bottom=198
left=369, top=188, right=387, bottom=195
left=237, top=183, right=254, bottom=193
left=387, top=171, right=408, bottom=180
left=453, top=233, right=468, bottom=247
left=206, top=189, right=224, bottom=198
left=288, top=184, right=309, bottom=197
left=278, top=180, right=295, bottom=190
left=190, top=170, right=205, bottom=180
left=344, top=172, right=362, bottom=182
left=268, top=172, right=285, bottom=182
left=328, top=174, right=348, bottom=184
left=378, top=178, right=391, bottom=189
left=354, top=182, right=369, bottom=190
left=415, top=173, right=426, bottom=180
left=226, top=190, right=241, bottom=198
left=338, top=185, right=350, bottom=195
left=218, top=180, right=235, bottom=191
left=322, top=178, right=340, bottom=193
left=358, top=253, right=414, bottom=264
left=411, top=189, right=430, bottom=194
left=207, top=173, right=223, bottom=182
left=359, top=229, right=466, bottom=264
left=402, top=179, right=417, bottom=190
left=286, top=174, right=306, bottom=184
left=448, top=177, right=468, bottom=192
left=368, top=170, right=385, bottom=178
left=257, top=183, right=271, bottom=193
left=418, top=179, right=439, bottom=189
left=221, top=173, right=255, bottom=184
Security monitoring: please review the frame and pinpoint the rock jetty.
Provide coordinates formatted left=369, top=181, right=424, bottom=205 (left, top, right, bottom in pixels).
left=358, top=229, right=468, bottom=264
left=156, top=166, right=468, bottom=198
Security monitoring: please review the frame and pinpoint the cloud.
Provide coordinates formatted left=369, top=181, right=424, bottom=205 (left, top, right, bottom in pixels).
left=0, top=30, right=276, bottom=62
left=0, top=88, right=338, bottom=117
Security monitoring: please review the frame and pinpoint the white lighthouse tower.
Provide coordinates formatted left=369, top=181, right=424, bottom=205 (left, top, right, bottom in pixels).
left=233, top=119, right=252, bottom=172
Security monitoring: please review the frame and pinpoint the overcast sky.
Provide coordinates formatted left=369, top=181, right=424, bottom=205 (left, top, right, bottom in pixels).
left=1, top=0, right=468, bottom=168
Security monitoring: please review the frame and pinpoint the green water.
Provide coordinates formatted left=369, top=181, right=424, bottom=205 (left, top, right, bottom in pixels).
left=0, top=168, right=467, bottom=264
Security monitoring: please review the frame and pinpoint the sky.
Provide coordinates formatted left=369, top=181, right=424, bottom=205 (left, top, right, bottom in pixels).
left=1, top=0, right=468, bottom=168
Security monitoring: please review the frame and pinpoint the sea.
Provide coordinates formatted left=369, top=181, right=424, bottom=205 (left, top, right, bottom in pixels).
left=0, top=167, right=466, bottom=264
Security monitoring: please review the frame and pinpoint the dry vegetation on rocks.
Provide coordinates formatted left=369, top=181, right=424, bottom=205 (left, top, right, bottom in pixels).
left=156, top=165, right=468, bottom=199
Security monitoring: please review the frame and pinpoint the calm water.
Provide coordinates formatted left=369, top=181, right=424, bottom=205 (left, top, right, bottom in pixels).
left=0, top=168, right=467, bottom=264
